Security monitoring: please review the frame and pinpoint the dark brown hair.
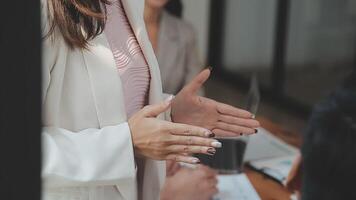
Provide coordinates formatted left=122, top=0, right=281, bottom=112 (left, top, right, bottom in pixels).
left=47, top=0, right=110, bottom=49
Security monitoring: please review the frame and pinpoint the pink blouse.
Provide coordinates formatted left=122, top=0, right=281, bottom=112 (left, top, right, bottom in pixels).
left=104, top=0, right=151, bottom=118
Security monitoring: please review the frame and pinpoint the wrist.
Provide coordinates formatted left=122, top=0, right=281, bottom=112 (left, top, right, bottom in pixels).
left=127, top=119, right=141, bottom=158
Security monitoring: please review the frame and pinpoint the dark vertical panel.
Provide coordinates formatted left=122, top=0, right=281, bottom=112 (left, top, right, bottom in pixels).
left=207, top=0, right=226, bottom=70
left=354, top=33, right=356, bottom=70
left=0, top=0, right=41, bottom=199
left=271, top=0, right=290, bottom=95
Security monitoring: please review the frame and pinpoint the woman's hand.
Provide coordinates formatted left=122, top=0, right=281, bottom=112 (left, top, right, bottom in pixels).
left=172, top=68, right=260, bottom=137
left=161, top=165, right=218, bottom=200
left=128, top=97, right=222, bottom=164
left=166, top=160, right=181, bottom=177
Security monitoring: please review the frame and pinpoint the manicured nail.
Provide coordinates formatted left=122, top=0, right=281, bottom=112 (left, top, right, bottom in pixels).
left=204, top=129, right=213, bottom=137
left=255, top=129, right=258, bottom=134
left=207, top=148, right=216, bottom=155
left=165, top=95, right=174, bottom=104
left=211, top=141, right=222, bottom=148
left=192, top=158, right=200, bottom=163
left=209, top=132, right=215, bottom=138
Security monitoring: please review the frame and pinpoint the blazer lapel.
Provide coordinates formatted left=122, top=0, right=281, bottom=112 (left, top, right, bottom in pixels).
left=121, top=1, right=166, bottom=200
left=81, top=34, right=127, bottom=127
left=83, top=32, right=138, bottom=200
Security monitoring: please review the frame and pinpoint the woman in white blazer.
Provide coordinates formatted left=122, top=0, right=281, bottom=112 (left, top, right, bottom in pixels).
left=41, top=0, right=260, bottom=200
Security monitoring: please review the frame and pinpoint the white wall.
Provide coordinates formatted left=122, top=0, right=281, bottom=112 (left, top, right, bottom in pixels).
left=182, top=0, right=211, bottom=64
left=222, top=0, right=356, bottom=70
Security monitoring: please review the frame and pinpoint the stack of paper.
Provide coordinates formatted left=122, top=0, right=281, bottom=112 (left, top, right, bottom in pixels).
left=244, top=128, right=299, bottom=184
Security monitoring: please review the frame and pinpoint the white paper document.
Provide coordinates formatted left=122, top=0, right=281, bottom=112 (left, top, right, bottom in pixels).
left=213, top=173, right=260, bottom=200
left=243, top=128, right=298, bottom=183
left=248, top=155, right=297, bottom=183
left=244, top=128, right=298, bottom=162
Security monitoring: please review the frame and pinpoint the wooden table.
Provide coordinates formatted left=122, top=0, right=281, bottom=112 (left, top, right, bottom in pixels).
left=244, top=117, right=302, bottom=200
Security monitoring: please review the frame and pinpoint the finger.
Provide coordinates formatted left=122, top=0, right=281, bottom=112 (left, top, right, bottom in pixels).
left=216, top=121, right=256, bottom=135
left=217, top=103, right=253, bottom=118
left=166, top=154, right=200, bottom=164
left=166, top=160, right=180, bottom=176
left=219, top=115, right=260, bottom=128
left=201, top=178, right=218, bottom=190
left=170, top=135, right=222, bottom=148
left=212, top=128, right=256, bottom=137
left=195, top=170, right=217, bottom=181
left=207, top=186, right=219, bottom=197
left=183, top=68, right=211, bottom=94
left=166, top=160, right=175, bottom=170
left=167, top=145, right=216, bottom=156
left=170, top=163, right=181, bottom=175
left=209, top=177, right=218, bottom=186
left=169, top=122, right=214, bottom=138
left=142, top=95, right=174, bottom=117
left=212, top=129, right=238, bottom=137
left=197, top=165, right=218, bottom=177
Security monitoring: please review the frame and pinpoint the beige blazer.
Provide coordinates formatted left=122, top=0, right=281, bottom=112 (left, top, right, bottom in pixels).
left=157, top=11, right=203, bottom=95
left=41, top=0, right=166, bottom=200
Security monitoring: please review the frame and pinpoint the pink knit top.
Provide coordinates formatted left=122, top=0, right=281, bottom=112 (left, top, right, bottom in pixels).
left=104, top=0, right=151, bottom=118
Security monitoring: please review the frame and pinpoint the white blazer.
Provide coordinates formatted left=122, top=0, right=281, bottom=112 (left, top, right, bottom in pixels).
left=41, top=0, right=166, bottom=200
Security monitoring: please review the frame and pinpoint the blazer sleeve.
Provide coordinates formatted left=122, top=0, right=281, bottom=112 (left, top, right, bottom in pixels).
left=41, top=125, right=136, bottom=188
left=41, top=1, right=136, bottom=188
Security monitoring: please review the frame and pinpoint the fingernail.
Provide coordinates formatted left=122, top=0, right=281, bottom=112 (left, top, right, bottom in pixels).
left=207, top=66, right=213, bottom=71
left=207, top=148, right=216, bottom=155
left=251, top=114, right=256, bottom=119
left=255, top=129, right=258, bottom=134
left=192, top=158, right=200, bottom=164
left=209, top=132, right=215, bottom=138
left=211, top=141, right=222, bottom=148
left=204, top=129, right=213, bottom=137
left=165, top=95, right=174, bottom=104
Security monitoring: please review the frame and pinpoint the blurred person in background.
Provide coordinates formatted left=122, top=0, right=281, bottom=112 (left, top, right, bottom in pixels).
left=41, top=0, right=260, bottom=199
left=144, top=1, right=217, bottom=199
left=286, top=72, right=356, bottom=200
left=144, top=0, right=204, bottom=95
